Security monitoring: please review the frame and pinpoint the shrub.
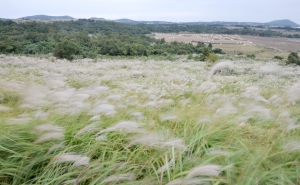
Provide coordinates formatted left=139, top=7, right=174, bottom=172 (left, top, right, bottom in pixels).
left=287, top=52, right=300, bottom=65
left=213, top=48, right=225, bottom=54
left=207, top=53, right=219, bottom=62
left=274, top=55, right=284, bottom=60
left=246, top=54, right=256, bottom=59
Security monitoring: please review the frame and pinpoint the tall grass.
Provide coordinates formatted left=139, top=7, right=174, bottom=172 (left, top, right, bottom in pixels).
left=0, top=56, right=300, bottom=184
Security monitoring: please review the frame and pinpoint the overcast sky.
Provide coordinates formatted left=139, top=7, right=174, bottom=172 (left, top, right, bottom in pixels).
left=1, top=0, right=299, bottom=24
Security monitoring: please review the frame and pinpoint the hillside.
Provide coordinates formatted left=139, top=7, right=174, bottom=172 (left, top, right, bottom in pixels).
left=266, top=19, right=299, bottom=27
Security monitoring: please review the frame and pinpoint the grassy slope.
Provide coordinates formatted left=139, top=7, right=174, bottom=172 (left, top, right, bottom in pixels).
left=0, top=55, right=300, bottom=184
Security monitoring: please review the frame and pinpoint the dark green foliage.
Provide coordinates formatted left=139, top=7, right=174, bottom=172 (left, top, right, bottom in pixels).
left=54, top=40, right=80, bottom=60
left=287, top=52, right=300, bottom=65
left=212, top=48, right=225, bottom=54
left=247, top=54, right=256, bottom=59
left=0, top=20, right=205, bottom=58
left=274, top=55, right=284, bottom=60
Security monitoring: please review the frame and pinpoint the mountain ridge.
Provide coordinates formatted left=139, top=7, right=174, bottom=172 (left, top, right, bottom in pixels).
left=2, top=15, right=299, bottom=27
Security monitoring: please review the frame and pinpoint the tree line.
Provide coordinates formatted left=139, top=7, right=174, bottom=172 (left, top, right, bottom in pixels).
left=0, top=19, right=298, bottom=59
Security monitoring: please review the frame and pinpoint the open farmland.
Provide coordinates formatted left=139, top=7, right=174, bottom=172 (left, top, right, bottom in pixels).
left=1, top=55, right=300, bottom=184
left=154, top=33, right=300, bottom=58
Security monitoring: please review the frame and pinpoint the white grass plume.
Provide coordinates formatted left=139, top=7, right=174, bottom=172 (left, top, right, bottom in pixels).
left=34, top=132, right=64, bottom=144
left=97, top=121, right=145, bottom=135
left=88, top=103, right=116, bottom=116
left=75, top=122, right=101, bottom=137
left=34, top=124, right=64, bottom=133
left=157, top=159, right=175, bottom=173
left=195, top=81, right=218, bottom=94
left=7, top=117, right=32, bottom=125
left=160, top=115, right=178, bottom=122
left=89, top=115, right=101, bottom=121
left=0, top=105, right=12, bottom=112
left=283, top=141, right=300, bottom=152
left=129, top=132, right=165, bottom=147
left=48, top=142, right=66, bottom=153
left=186, top=164, right=221, bottom=178
left=52, top=153, right=90, bottom=166
left=166, top=178, right=206, bottom=185
left=100, top=173, right=135, bottom=184
left=210, top=61, right=232, bottom=75
left=129, top=132, right=186, bottom=149
left=286, top=81, right=300, bottom=104
left=215, top=103, right=237, bottom=117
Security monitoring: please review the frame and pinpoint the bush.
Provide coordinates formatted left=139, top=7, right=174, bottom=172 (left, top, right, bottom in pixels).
left=246, top=54, right=256, bottom=59
left=274, top=55, right=284, bottom=60
left=213, top=48, right=225, bottom=54
left=287, top=52, right=300, bottom=65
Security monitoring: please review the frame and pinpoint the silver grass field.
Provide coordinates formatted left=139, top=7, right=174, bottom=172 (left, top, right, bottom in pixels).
left=1, top=55, right=300, bottom=185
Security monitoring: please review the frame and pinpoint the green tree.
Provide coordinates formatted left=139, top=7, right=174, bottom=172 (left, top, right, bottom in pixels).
left=54, top=40, right=80, bottom=60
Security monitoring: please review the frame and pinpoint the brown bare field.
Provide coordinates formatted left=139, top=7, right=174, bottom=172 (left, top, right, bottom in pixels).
left=154, top=33, right=300, bottom=58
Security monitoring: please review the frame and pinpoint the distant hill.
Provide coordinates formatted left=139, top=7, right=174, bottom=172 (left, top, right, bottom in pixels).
left=90, top=18, right=299, bottom=27
left=3, top=15, right=299, bottom=27
left=265, top=19, right=299, bottom=27
left=90, top=17, right=106, bottom=21
left=20, top=15, right=75, bottom=20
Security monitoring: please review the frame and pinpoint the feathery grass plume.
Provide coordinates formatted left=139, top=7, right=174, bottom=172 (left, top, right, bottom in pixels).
left=130, top=112, right=144, bottom=119
left=34, top=124, right=65, bottom=133
left=95, top=134, right=108, bottom=141
left=89, top=115, right=101, bottom=121
left=241, top=86, right=268, bottom=103
left=157, top=99, right=175, bottom=108
left=97, top=121, right=145, bottom=135
left=129, top=132, right=186, bottom=149
left=35, top=132, right=64, bottom=144
left=48, top=89, right=75, bottom=103
left=0, top=105, right=12, bottom=112
left=210, top=61, right=233, bottom=75
left=105, top=94, right=123, bottom=101
left=48, top=142, right=66, bottom=153
left=166, top=178, right=185, bottom=185
left=88, top=103, right=116, bottom=116
left=215, top=102, right=237, bottom=117
left=195, top=81, right=218, bottom=94
left=285, top=119, right=300, bottom=131
left=129, top=132, right=165, bottom=147
left=160, top=139, right=186, bottom=149
left=283, top=141, right=300, bottom=152
left=197, top=116, right=212, bottom=124
left=166, top=178, right=207, bottom=185
left=75, top=122, right=101, bottom=137
left=286, top=81, right=300, bottom=105
left=34, top=110, right=49, bottom=119
left=243, top=105, right=272, bottom=120
left=157, top=159, right=175, bottom=173
left=186, top=164, right=221, bottom=179
left=269, top=94, right=284, bottom=106
left=100, top=173, right=135, bottom=184
left=7, top=117, right=32, bottom=125
left=160, top=115, right=178, bottom=122
left=52, top=153, right=90, bottom=166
